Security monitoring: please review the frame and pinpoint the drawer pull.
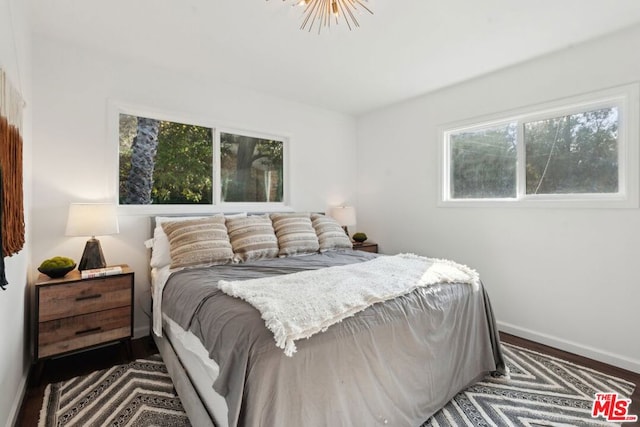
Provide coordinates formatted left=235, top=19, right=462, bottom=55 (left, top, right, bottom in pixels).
left=75, top=327, right=102, bottom=336
left=75, top=293, right=102, bottom=301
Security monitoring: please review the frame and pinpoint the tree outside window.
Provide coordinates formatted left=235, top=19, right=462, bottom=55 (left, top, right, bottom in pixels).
left=524, top=108, right=618, bottom=195
left=118, top=113, right=286, bottom=206
left=448, top=107, right=619, bottom=200
left=450, top=123, right=517, bottom=199
left=220, top=132, right=284, bottom=203
left=119, top=114, right=213, bottom=205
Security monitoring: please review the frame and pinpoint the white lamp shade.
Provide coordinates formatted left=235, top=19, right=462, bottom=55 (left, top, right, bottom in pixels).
left=65, top=203, right=120, bottom=237
left=329, top=206, right=356, bottom=226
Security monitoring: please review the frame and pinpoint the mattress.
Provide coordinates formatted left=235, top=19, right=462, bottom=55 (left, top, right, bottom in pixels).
left=162, top=314, right=229, bottom=427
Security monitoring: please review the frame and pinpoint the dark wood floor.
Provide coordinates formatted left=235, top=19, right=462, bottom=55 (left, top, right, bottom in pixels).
left=16, top=333, right=640, bottom=426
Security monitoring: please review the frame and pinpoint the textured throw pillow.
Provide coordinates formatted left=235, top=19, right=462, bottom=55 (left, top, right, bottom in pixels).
left=226, top=215, right=279, bottom=262
left=311, top=214, right=353, bottom=252
left=161, top=216, right=234, bottom=269
left=270, top=213, right=320, bottom=257
left=150, top=216, right=207, bottom=268
left=150, top=213, right=246, bottom=268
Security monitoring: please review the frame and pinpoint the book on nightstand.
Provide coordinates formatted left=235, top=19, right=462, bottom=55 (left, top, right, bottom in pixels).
left=81, top=266, right=123, bottom=279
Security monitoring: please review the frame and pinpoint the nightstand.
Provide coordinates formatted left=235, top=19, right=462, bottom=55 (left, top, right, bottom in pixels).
left=353, top=242, right=378, bottom=253
left=33, top=265, right=134, bottom=365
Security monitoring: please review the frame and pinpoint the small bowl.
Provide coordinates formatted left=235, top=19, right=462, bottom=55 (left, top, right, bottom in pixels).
left=38, top=264, right=76, bottom=278
left=352, top=234, right=368, bottom=244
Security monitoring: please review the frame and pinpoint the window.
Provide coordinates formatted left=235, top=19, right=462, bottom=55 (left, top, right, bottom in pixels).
left=117, top=110, right=288, bottom=206
left=524, top=108, right=618, bottom=195
left=449, top=122, right=517, bottom=199
left=219, top=132, right=284, bottom=203
left=441, top=84, right=638, bottom=207
left=119, top=114, right=213, bottom=205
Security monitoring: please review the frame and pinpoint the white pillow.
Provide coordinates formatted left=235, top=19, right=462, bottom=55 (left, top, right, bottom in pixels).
left=149, top=213, right=246, bottom=268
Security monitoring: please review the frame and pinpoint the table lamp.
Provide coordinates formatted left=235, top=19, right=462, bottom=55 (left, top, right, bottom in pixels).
left=329, top=206, right=356, bottom=237
left=65, top=203, right=119, bottom=271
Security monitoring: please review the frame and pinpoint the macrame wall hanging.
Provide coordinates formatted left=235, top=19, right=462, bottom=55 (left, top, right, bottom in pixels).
left=0, top=68, right=25, bottom=290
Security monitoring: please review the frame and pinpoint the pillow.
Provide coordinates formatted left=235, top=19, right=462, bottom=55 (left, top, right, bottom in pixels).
left=311, top=214, right=353, bottom=252
left=270, top=213, right=319, bottom=257
left=226, top=215, right=279, bottom=262
left=150, top=216, right=206, bottom=268
left=149, top=213, right=246, bottom=268
left=161, top=216, right=234, bottom=269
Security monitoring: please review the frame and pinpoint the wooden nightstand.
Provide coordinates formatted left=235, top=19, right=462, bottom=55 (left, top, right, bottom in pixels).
left=353, top=242, right=378, bottom=253
left=33, top=265, right=134, bottom=365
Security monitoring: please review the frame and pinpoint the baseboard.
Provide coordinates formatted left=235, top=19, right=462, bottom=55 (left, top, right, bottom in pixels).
left=5, top=368, right=29, bottom=427
left=498, top=321, right=640, bottom=374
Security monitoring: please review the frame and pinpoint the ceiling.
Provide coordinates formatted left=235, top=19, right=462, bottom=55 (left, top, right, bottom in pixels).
left=29, top=0, right=640, bottom=116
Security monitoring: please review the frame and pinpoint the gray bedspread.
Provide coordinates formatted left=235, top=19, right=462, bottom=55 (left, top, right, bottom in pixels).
left=162, top=250, right=506, bottom=427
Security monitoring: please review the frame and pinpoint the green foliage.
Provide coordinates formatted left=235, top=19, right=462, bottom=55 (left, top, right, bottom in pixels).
left=39, top=256, right=75, bottom=269
left=119, top=115, right=213, bottom=204
left=120, top=117, right=285, bottom=205
left=451, top=123, right=517, bottom=198
left=151, top=121, right=213, bottom=204
left=450, top=107, right=619, bottom=199
left=525, top=108, right=618, bottom=194
left=352, top=232, right=368, bottom=243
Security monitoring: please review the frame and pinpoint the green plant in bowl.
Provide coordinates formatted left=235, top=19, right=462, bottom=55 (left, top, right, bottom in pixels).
left=352, top=232, right=368, bottom=243
left=38, top=256, right=76, bottom=278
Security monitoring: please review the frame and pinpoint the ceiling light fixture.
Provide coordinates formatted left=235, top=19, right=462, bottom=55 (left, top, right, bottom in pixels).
left=289, top=0, right=373, bottom=33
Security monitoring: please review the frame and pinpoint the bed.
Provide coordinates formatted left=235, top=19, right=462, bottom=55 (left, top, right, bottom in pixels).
left=148, top=213, right=506, bottom=427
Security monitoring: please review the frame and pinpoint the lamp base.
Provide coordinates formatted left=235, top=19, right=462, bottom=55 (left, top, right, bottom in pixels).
left=78, top=237, right=107, bottom=271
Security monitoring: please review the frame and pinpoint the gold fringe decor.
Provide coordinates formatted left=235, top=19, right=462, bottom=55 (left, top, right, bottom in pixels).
left=0, top=68, right=25, bottom=257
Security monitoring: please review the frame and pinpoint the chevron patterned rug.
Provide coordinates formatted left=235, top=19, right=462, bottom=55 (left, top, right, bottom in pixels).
left=39, top=344, right=635, bottom=427
left=423, top=342, right=636, bottom=426
left=38, top=355, right=191, bottom=426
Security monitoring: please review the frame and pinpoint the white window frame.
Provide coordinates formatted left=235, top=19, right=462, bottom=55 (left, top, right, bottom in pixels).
left=439, top=83, right=639, bottom=208
left=110, top=101, right=291, bottom=215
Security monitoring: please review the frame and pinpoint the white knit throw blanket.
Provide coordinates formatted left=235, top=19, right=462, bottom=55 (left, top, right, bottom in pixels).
left=218, top=253, right=480, bottom=356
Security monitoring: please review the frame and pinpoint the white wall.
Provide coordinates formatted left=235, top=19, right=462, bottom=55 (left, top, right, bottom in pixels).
left=0, top=0, right=31, bottom=425
left=31, top=35, right=358, bottom=338
left=356, top=25, right=640, bottom=373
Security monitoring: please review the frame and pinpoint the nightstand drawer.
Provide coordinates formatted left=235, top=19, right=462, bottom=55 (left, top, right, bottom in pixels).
left=38, top=306, right=131, bottom=358
left=354, top=242, right=378, bottom=253
left=38, top=276, right=131, bottom=322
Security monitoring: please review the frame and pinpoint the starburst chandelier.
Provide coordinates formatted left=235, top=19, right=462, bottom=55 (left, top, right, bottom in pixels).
left=289, top=0, right=373, bottom=33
